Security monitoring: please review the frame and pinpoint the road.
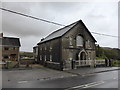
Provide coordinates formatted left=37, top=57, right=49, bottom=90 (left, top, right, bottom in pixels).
left=3, top=70, right=119, bottom=89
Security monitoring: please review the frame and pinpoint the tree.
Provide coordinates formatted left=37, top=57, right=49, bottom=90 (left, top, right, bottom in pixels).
left=96, top=45, right=120, bottom=60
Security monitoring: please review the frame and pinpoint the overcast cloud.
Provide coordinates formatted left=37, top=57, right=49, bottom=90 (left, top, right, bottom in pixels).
left=1, top=2, right=118, bottom=52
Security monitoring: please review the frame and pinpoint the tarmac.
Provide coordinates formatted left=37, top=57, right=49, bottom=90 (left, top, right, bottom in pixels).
left=2, top=65, right=120, bottom=82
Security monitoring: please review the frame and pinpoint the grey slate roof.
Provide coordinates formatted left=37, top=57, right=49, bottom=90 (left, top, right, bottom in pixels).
left=39, top=21, right=77, bottom=43
left=0, top=37, right=21, bottom=47
left=38, top=20, right=96, bottom=44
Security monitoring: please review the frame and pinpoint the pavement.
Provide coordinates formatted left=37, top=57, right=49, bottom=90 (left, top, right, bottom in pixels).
left=65, top=67, right=120, bottom=76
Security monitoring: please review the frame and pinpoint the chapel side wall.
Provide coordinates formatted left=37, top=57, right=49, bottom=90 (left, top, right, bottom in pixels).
left=38, top=38, right=62, bottom=70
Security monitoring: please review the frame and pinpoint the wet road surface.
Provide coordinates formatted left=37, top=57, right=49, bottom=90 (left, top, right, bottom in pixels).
left=3, top=70, right=119, bottom=89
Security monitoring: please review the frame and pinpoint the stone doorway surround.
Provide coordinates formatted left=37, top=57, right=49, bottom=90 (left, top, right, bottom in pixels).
left=78, top=49, right=87, bottom=60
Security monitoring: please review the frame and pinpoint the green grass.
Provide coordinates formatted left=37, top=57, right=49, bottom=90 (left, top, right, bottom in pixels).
left=112, top=60, right=120, bottom=67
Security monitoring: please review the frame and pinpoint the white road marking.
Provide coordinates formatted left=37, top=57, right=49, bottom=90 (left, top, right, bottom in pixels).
left=83, top=81, right=104, bottom=88
left=18, top=81, right=28, bottom=84
left=72, top=84, right=85, bottom=89
left=66, top=81, right=104, bottom=90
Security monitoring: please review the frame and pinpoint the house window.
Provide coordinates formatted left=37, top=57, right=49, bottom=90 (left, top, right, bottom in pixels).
left=45, top=55, right=46, bottom=61
left=50, top=46, right=52, bottom=52
left=10, top=54, right=16, bottom=58
left=40, top=55, right=42, bottom=60
left=69, top=37, right=73, bottom=45
left=50, top=55, right=52, bottom=61
left=10, top=47, right=16, bottom=50
left=50, top=46, right=52, bottom=50
left=45, top=46, right=46, bottom=50
left=4, top=47, right=9, bottom=50
left=4, top=55, right=9, bottom=59
left=40, top=47, right=42, bottom=52
left=76, top=35, right=84, bottom=47
left=13, top=47, right=16, bottom=50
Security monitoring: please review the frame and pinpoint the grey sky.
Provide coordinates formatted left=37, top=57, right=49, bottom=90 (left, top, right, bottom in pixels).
left=1, top=2, right=118, bottom=52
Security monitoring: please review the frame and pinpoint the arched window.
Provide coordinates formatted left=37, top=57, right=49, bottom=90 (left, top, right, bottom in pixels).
left=76, top=35, right=84, bottom=47
left=86, top=40, right=92, bottom=49
left=40, top=55, right=42, bottom=60
left=50, top=55, right=52, bottom=61
left=69, top=37, right=72, bottom=45
left=45, top=55, right=46, bottom=61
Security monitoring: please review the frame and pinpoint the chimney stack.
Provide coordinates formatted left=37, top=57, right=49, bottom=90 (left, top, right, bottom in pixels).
left=0, top=33, right=3, bottom=37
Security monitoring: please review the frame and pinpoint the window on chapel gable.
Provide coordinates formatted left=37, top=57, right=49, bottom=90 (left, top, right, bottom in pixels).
left=76, top=35, right=84, bottom=47
left=86, top=40, right=92, bottom=49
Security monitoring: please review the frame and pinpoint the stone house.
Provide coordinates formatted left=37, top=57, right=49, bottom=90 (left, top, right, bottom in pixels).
left=0, top=33, right=21, bottom=62
left=34, top=20, right=97, bottom=70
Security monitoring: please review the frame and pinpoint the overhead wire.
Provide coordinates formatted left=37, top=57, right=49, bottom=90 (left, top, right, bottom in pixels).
left=0, top=7, right=119, bottom=38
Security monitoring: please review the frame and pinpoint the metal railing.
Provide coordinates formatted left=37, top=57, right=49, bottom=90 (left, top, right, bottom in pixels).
left=75, top=60, right=93, bottom=66
left=75, top=59, right=105, bottom=67
left=95, top=60, right=105, bottom=65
